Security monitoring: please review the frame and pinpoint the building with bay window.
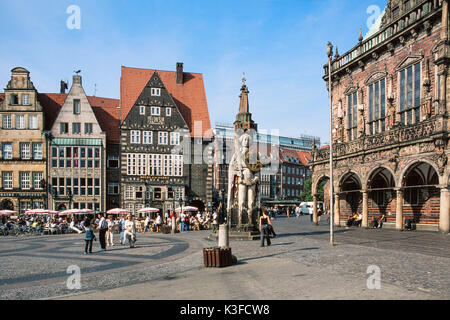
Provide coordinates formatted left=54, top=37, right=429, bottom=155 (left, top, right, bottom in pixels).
left=0, top=68, right=47, bottom=213
left=311, top=0, right=450, bottom=232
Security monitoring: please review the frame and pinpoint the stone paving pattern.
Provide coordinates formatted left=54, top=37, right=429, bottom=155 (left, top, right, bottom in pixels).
left=0, top=216, right=448, bottom=300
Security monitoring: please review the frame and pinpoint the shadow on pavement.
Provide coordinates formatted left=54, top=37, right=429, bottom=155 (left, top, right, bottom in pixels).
left=276, top=230, right=347, bottom=238
left=239, top=247, right=319, bottom=263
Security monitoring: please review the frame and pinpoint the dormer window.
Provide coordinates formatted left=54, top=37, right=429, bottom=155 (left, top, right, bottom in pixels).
left=151, top=88, right=161, bottom=96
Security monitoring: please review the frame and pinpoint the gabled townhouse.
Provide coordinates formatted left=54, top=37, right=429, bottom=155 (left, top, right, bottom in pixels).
left=46, top=74, right=107, bottom=211
left=120, top=63, right=213, bottom=216
left=0, top=68, right=47, bottom=213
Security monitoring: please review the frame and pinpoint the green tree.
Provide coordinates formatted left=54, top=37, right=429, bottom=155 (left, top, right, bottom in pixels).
left=300, top=178, right=327, bottom=202
left=300, top=178, right=313, bottom=202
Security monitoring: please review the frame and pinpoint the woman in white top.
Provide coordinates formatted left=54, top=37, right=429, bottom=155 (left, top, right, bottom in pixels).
left=70, top=220, right=82, bottom=234
left=154, top=213, right=162, bottom=233
left=106, top=215, right=115, bottom=247
left=125, top=215, right=136, bottom=248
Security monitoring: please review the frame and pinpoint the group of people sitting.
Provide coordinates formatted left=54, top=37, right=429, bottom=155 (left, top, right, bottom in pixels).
left=346, top=212, right=386, bottom=228
left=0, top=216, right=88, bottom=236
left=142, top=211, right=215, bottom=233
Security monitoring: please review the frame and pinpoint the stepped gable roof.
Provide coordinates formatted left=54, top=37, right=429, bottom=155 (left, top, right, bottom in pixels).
left=121, top=66, right=212, bottom=138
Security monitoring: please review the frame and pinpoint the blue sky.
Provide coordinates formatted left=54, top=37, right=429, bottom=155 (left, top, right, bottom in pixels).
left=0, top=0, right=386, bottom=143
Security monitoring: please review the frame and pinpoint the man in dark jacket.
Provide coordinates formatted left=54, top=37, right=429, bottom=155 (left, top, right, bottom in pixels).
left=96, top=213, right=108, bottom=252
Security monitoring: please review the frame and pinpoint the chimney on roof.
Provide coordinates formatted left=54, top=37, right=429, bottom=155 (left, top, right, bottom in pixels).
left=73, top=74, right=82, bottom=86
left=176, top=62, right=184, bottom=85
left=60, top=80, right=68, bottom=94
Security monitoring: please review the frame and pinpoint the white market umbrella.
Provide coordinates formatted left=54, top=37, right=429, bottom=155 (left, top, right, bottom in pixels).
left=137, top=207, right=160, bottom=214
left=0, top=210, right=16, bottom=216
left=58, top=209, right=82, bottom=216
left=25, top=209, right=58, bottom=215
left=107, top=208, right=131, bottom=215
left=175, top=206, right=198, bottom=213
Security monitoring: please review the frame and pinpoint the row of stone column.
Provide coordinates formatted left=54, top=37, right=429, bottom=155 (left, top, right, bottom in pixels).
left=313, top=187, right=450, bottom=233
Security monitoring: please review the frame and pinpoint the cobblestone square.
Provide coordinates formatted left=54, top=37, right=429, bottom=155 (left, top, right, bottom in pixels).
left=1, top=216, right=448, bottom=300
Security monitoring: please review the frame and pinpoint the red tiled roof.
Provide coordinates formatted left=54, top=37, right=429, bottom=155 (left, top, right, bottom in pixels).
left=321, top=145, right=330, bottom=150
left=38, top=93, right=121, bottom=144
left=279, top=148, right=311, bottom=166
left=120, top=66, right=212, bottom=138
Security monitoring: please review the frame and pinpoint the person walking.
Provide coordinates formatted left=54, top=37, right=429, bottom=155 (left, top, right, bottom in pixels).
left=96, top=213, right=108, bottom=252
left=212, top=211, right=218, bottom=232
left=84, top=221, right=96, bottom=254
left=154, top=213, right=162, bottom=233
left=125, top=215, right=136, bottom=248
left=180, top=211, right=185, bottom=232
left=259, top=209, right=273, bottom=247
left=119, top=215, right=126, bottom=245
left=144, top=215, right=151, bottom=233
left=106, top=215, right=114, bottom=247
left=295, top=205, right=301, bottom=219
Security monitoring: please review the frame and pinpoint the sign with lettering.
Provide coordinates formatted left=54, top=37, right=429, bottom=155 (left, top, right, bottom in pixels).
left=0, top=192, right=45, bottom=198
left=148, top=116, right=164, bottom=125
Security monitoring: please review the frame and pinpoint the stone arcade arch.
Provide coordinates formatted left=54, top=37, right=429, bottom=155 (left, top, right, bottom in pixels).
left=366, top=167, right=396, bottom=225
left=338, top=171, right=363, bottom=225
left=312, top=175, right=329, bottom=225
left=399, top=161, right=440, bottom=226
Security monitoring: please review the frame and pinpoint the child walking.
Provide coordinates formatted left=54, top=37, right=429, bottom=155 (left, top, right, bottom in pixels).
left=84, top=222, right=96, bottom=254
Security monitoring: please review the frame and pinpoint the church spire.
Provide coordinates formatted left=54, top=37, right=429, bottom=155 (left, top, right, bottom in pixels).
left=234, top=74, right=257, bottom=132
left=238, top=73, right=249, bottom=114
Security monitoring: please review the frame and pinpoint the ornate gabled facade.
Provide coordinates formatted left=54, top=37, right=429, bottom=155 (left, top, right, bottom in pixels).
left=311, top=0, right=450, bottom=232
left=120, top=64, right=213, bottom=215
left=48, top=75, right=107, bottom=211
left=0, top=68, right=47, bottom=213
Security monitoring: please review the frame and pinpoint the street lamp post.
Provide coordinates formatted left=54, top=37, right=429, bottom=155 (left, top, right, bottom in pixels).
left=327, top=42, right=335, bottom=247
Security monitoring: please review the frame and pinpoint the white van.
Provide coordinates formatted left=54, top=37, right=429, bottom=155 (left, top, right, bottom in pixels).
left=299, top=202, right=324, bottom=215
left=299, top=202, right=314, bottom=215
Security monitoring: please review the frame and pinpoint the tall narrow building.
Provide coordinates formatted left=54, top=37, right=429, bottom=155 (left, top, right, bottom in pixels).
left=47, top=74, right=107, bottom=211
left=0, top=68, right=47, bottom=213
